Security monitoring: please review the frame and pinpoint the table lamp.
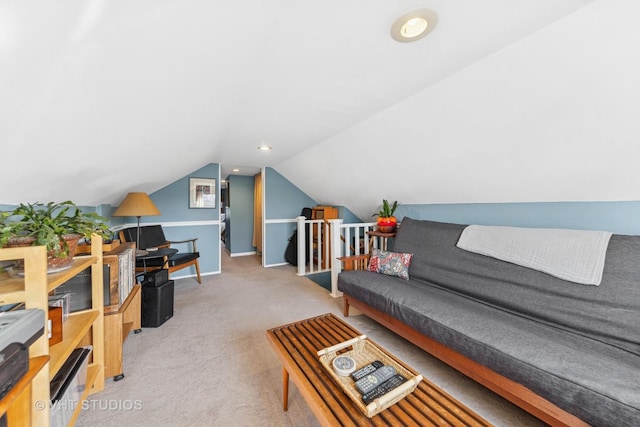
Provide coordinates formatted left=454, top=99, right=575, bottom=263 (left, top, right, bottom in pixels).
left=113, top=192, right=161, bottom=255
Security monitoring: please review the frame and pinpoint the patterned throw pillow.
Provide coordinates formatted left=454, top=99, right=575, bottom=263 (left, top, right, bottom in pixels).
left=367, top=248, right=413, bottom=280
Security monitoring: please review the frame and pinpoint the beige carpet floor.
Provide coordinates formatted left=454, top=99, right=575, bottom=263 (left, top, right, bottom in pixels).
left=75, top=252, right=544, bottom=427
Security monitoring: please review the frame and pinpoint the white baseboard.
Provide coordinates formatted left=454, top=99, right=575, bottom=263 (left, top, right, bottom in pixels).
left=264, top=262, right=289, bottom=268
left=170, top=271, right=220, bottom=281
left=229, top=251, right=257, bottom=257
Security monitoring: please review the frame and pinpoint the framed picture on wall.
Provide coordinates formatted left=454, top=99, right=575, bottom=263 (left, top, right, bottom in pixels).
left=189, top=177, right=216, bottom=208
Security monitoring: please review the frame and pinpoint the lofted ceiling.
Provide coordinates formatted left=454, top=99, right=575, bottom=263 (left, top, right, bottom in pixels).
left=3, top=0, right=639, bottom=221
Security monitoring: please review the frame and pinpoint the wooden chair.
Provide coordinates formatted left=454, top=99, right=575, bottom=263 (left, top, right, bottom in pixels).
left=119, top=225, right=201, bottom=284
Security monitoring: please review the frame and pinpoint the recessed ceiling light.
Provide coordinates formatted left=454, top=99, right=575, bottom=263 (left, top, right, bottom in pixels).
left=390, top=8, right=438, bottom=43
left=232, top=168, right=240, bottom=172
left=257, top=145, right=272, bottom=151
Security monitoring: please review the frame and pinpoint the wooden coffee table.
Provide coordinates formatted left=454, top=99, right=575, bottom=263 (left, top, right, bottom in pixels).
left=266, top=313, right=493, bottom=426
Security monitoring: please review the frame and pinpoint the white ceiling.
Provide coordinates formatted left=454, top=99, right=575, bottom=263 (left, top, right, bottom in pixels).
left=4, top=0, right=639, bottom=220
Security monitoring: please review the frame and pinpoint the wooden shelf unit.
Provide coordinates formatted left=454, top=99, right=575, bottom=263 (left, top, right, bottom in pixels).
left=102, top=242, right=141, bottom=380
left=71, top=240, right=141, bottom=380
left=0, top=235, right=105, bottom=426
left=0, top=356, right=48, bottom=426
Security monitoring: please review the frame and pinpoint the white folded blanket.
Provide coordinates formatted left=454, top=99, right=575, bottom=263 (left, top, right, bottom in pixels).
left=456, top=225, right=612, bottom=285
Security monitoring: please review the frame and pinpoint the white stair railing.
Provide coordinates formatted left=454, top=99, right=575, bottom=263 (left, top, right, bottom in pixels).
left=295, top=216, right=335, bottom=276
left=295, top=216, right=381, bottom=297
left=330, top=220, right=376, bottom=297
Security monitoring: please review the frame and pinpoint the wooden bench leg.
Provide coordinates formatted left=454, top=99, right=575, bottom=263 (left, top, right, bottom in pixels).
left=282, top=367, right=289, bottom=411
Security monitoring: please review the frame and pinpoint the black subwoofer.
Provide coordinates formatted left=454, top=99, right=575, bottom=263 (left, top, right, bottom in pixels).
left=141, top=280, right=174, bottom=327
left=140, top=269, right=169, bottom=287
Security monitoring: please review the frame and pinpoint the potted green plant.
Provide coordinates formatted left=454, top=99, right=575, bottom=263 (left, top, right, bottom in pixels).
left=372, top=199, right=399, bottom=233
left=0, top=201, right=111, bottom=273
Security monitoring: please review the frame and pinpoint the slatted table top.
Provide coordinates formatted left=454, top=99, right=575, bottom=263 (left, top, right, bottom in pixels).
left=266, top=313, right=493, bottom=427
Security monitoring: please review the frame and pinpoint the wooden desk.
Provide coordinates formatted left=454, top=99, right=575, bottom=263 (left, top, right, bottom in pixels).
left=266, top=313, right=492, bottom=426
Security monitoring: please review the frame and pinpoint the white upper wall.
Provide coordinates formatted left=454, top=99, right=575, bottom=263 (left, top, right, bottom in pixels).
left=276, top=0, right=640, bottom=219
left=4, top=0, right=638, bottom=220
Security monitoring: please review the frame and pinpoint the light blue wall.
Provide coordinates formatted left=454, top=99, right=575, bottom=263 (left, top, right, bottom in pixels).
left=225, top=175, right=256, bottom=255
left=264, top=167, right=317, bottom=265
left=0, top=203, right=120, bottom=240
left=338, top=206, right=363, bottom=224
left=261, top=169, right=364, bottom=266
left=135, top=163, right=221, bottom=276
left=266, top=222, right=296, bottom=265
left=6, top=169, right=640, bottom=277
left=147, top=164, right=220, bottom=223
left=395, top=201, right=640, bottom=235
left=265, top=168, right=317, bottom=219
left=0, top=165, right=223, bottom=276
left=0, top=203, right=106, bottom=216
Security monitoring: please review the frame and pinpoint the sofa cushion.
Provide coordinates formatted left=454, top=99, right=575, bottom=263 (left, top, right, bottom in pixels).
left=338, top=269, right=640, bottom=427
left=367, top=248, right=412, bottom=280
left=392, top=218, right=640, bottom=356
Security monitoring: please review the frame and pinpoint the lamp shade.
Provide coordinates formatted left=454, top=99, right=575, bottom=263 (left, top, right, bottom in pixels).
left=113, top=192, right=160, bottom=217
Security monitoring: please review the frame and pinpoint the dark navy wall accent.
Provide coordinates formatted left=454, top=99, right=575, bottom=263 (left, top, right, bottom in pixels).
left=307, top=271, right=331, bottom=291
left=396, top=201, right=640, bottom=235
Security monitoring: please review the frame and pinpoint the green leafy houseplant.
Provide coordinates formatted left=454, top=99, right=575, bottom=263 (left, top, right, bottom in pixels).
left=372, top=199, right=399, bottom=233
left=0, top=201, right=111, bottom=271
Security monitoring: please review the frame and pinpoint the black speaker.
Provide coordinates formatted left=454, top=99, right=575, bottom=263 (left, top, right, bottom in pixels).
left=140, top=269, right=169, bottom=287
left=141, top=280, right=174, bottom=327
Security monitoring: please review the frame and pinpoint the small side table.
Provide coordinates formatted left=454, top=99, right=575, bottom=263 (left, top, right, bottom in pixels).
left=136, top=248, right=178, bottom=272
left=367, top=230, right=397, bottom=251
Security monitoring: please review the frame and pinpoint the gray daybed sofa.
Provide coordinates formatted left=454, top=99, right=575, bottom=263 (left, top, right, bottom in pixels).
left=338, top=217, right=640, bottom=426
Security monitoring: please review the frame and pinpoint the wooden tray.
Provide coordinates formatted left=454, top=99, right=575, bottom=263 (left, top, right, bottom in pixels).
left=317, top=335, right=423, bottom=418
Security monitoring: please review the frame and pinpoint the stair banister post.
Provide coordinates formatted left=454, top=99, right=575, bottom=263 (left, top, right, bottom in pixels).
left=330, top=218, right=344, bottom=298
left=296, top=216, right=307, bottom=276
